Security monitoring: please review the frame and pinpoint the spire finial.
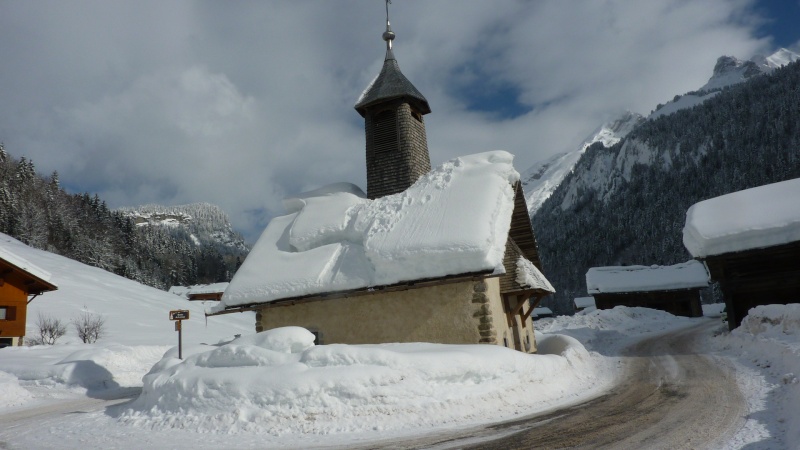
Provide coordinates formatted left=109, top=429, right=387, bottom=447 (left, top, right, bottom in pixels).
left=382, top=0, right=395, bottom=50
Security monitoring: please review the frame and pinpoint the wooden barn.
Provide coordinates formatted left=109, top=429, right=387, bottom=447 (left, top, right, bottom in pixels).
left=683, top=178, right=800, bottom=330
left=0, top=246, right=58, bottom=347
left=209, top=16, right=554, bottom=353
left=586, top=261, right=708, bottom=317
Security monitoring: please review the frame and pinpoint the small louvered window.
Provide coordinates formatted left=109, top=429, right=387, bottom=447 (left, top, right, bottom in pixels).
left=372, top=109, right=398, bottom=154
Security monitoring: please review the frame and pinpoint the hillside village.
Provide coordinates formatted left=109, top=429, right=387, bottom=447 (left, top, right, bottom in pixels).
left=2, top=1, right=800, bottom=448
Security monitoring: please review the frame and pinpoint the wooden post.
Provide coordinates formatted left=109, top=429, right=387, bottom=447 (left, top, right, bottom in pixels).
left=169, top=310, right=190, bottom=360
left=176, top=320, right=183, bottom=359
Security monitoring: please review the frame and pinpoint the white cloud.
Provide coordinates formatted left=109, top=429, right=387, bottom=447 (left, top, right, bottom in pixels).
left=0, top=0, right=780, bottom=241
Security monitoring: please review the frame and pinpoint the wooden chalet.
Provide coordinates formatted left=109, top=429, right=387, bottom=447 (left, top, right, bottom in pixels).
left=683, top=178, right=800, bottom=330
left=586, top=261, right=708, bottom=318
left=0, top=248, right=58, bottom=347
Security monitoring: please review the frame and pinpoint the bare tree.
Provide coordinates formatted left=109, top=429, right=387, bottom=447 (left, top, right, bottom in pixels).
left=72, top=310, right=106, bottom=344
left=30, top=312, right=67, bottom=345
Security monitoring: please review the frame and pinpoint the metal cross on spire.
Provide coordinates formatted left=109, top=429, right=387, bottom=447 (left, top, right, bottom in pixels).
left=382, top=0, right=395, bottom=50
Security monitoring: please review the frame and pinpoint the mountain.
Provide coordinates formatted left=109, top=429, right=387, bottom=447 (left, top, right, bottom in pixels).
left=0, top=146, right=248, bottom=290
left=118, top=203, right=248, bottom=252
left=531, top=57, right=800, bottom=314
left=649, top=48, right=800, bottom=120
left=522, top=49, right=799, bottom=220
left=521, top=111, right=644, bottom=214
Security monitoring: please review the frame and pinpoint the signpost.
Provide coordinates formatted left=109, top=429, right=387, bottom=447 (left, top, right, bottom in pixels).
left=169, top=310, right=190, bottom=359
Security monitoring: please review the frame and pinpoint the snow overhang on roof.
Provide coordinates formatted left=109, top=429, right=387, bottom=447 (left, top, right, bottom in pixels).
left=683, top=178, right=800, bottom=258
left=585, top=260, right=709, bottom=295
left=213, top=151, right=520, bottom=313
left=515, top=257, right=555, bottom=293
left=188, top=283, right=229, bottom=296
left=0, top=245, right=57, bottom=293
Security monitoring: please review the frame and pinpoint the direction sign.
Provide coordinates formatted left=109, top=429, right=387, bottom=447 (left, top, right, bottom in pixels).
left=169, top=310, right=190, bottom=321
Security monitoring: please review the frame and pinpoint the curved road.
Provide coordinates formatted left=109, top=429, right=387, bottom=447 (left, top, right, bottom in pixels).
left=379, top=320, right=745, bottom=449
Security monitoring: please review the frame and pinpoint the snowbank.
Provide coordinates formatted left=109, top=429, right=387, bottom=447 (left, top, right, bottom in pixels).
left=0, top=370, right=32, bottom=408
left=117, top=326, right=607, bottom=436
left=1, top=343, right=170, bottom=393
left=536, top=306, right=693, bottom=353
left=219, top=151, right=520, bottom=309
left=586, top=260, right=709, bottom=294
left=683, top=178, right=800, bottom=258
left=712, top=304, right=800, bottom=449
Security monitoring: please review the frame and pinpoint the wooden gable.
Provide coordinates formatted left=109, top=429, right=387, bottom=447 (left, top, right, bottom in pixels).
left=508, top=182, right=543, bottom=268
left=499, top=182, right=548, bottom=295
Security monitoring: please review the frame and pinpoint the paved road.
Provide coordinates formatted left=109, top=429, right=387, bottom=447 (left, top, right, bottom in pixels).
left=375, top=320, right=745, bottom=449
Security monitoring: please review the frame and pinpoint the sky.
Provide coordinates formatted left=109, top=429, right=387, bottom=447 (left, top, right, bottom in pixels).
left=1, top=0, right=799, bottom=242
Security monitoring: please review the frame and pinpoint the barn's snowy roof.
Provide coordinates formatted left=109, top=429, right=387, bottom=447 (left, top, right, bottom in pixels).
left=574, top=297, right=596, bottom=309
left=169, top=283, right=229, bottom=298
left=215, top=151, right=520, bottom=311
left=586, top=260, right=709, bottom=295
left=683, top=178, right=800, bottom=258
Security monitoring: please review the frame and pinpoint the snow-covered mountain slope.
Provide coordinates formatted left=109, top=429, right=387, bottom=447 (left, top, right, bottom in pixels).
left=524, top=48, right=798, bottom=218
left=522, top=111, right=643, bottom=214
left=0, top=233, right=253, bottom=346
left=118, top=202, right=248, bottom=251
left=650, top=48, right=799, bottom=120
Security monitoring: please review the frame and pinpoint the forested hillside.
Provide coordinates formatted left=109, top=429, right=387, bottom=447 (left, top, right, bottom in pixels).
left=0, top=147, right=248, bottom=289
left=533, top=60, right=800, bottom=313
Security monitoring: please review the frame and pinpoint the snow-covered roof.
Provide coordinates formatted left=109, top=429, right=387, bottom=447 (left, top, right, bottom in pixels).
left=216, top=151, right=520, bottom=310
left=683, top=178, right=800, bottom=258
left=188, top=283, right=229, bottom=296
left=586, top=260, right=709, bottom=295
left=0, top=244, right=55, bottom=286
left=574, top=297, right=596, bottom=309
left=170, top=283, right=229, bottom=299
left=533, top=307, right=553, bottom=316
left=515, top=257, right=555, bottom=293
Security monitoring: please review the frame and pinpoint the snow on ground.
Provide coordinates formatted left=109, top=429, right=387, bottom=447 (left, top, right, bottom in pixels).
left=704, top=304, right=800, bottom=449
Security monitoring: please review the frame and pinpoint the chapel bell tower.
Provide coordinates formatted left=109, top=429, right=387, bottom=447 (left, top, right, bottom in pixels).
left=354, top=1, right=431, bottom=200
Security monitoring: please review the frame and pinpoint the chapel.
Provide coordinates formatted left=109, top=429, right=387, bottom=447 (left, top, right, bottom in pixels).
left=211, top=4, right=554, bottom=352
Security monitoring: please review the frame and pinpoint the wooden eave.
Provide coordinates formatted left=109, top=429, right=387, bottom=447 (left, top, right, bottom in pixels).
left=590, top=285, right=708, bottom=296
left=207, top=270, right=498, bottom=317
left=0, top=258, right=57, bottom=295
